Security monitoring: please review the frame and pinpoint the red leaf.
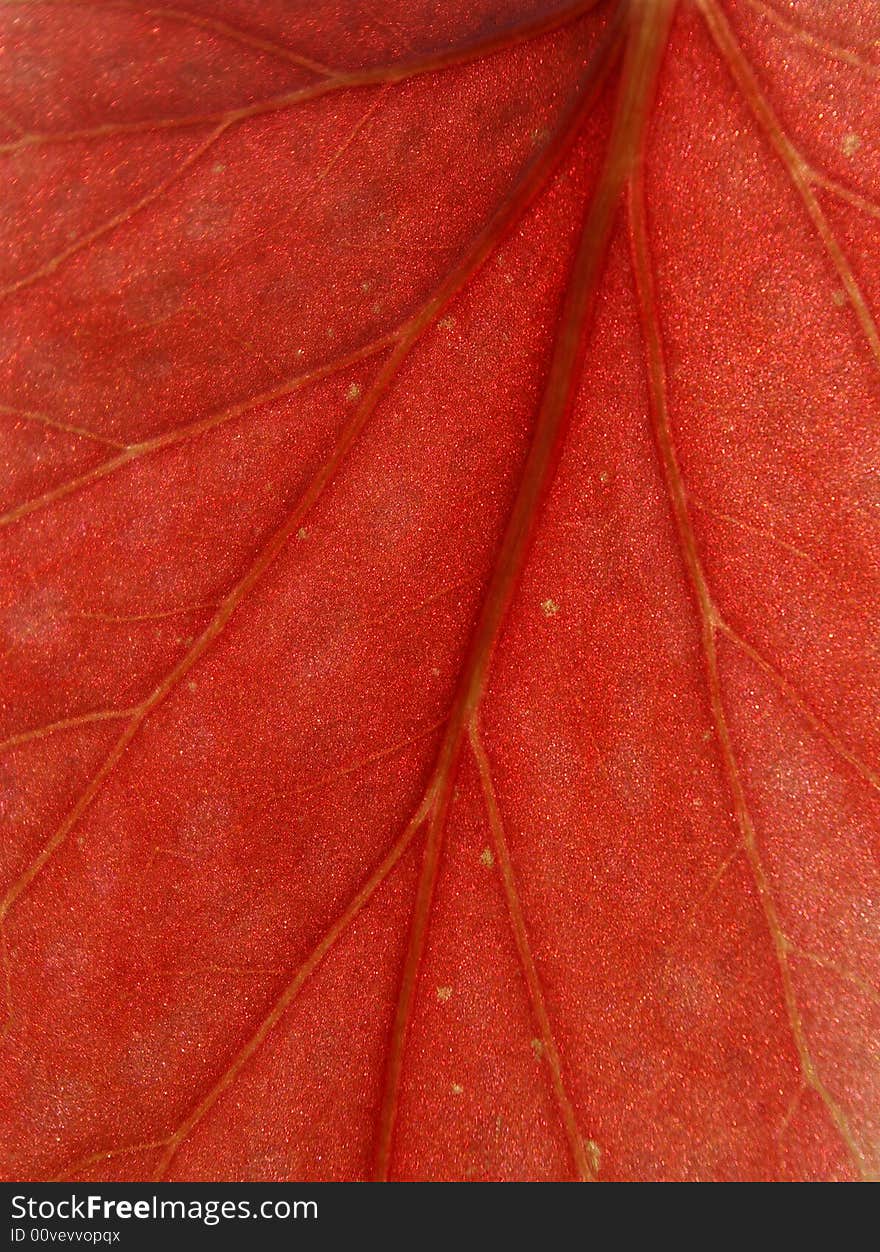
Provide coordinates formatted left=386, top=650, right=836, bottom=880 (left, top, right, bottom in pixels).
left=1, top=0, right=878, bottom=1182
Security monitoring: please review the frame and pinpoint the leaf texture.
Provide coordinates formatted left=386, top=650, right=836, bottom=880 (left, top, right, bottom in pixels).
left=0, top=0, right=878, bottom=1182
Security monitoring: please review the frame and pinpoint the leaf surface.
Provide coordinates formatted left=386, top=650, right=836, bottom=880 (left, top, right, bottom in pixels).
left=0, top=0, right=878, bottom=1182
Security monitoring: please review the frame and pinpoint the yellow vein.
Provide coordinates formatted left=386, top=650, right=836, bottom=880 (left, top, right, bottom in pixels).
left=690, top=496, right=830, bottom=575
left=786, top=944, right=880, bottom=1008
left=0, top=0, right=605, bottom=153
left=470, top=719, right=596, bottom=1181
left=50, top=798, right=434, bottom=1182
left=628, top=163, right=869, bottom=1177
left=663, top=841, right=746, bottom=955
left=3, top=0, right=334, bottom=75
left=178, top=86, right=394, bottom=302
left=0, top=334, right=396, bottom=528
left=0, top=402, right=124, bottom=448
left=0, top=40, right=619, bottom=939
left=807, top=168, right=880, bottom=222
left=68, top=601, right=217, bottom=623
left=293, top=718, right=446, bottom=798
left=717, top=620, right=880, bottom=793
left=0, top=121, right=232, bottom=301
left=0, top=707, right=137, bottom=754
left=372, top=2, right=655, bottom=1178
left=13, top=7, right=625, bottom=1180
left=361, top=577, right=474, bottom=628
left=689, top=496, right=871, bottom=619
left=697, top=0, right=880, bottom=370
left=741, top=0, right=880, bottom=80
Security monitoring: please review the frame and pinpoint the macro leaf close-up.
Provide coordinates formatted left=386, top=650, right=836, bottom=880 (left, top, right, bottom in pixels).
left=0, top=0, right=878, bottom=1183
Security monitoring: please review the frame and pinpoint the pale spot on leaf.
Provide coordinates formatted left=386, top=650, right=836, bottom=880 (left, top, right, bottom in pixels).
left=842, top=132, right=861, bottom=157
